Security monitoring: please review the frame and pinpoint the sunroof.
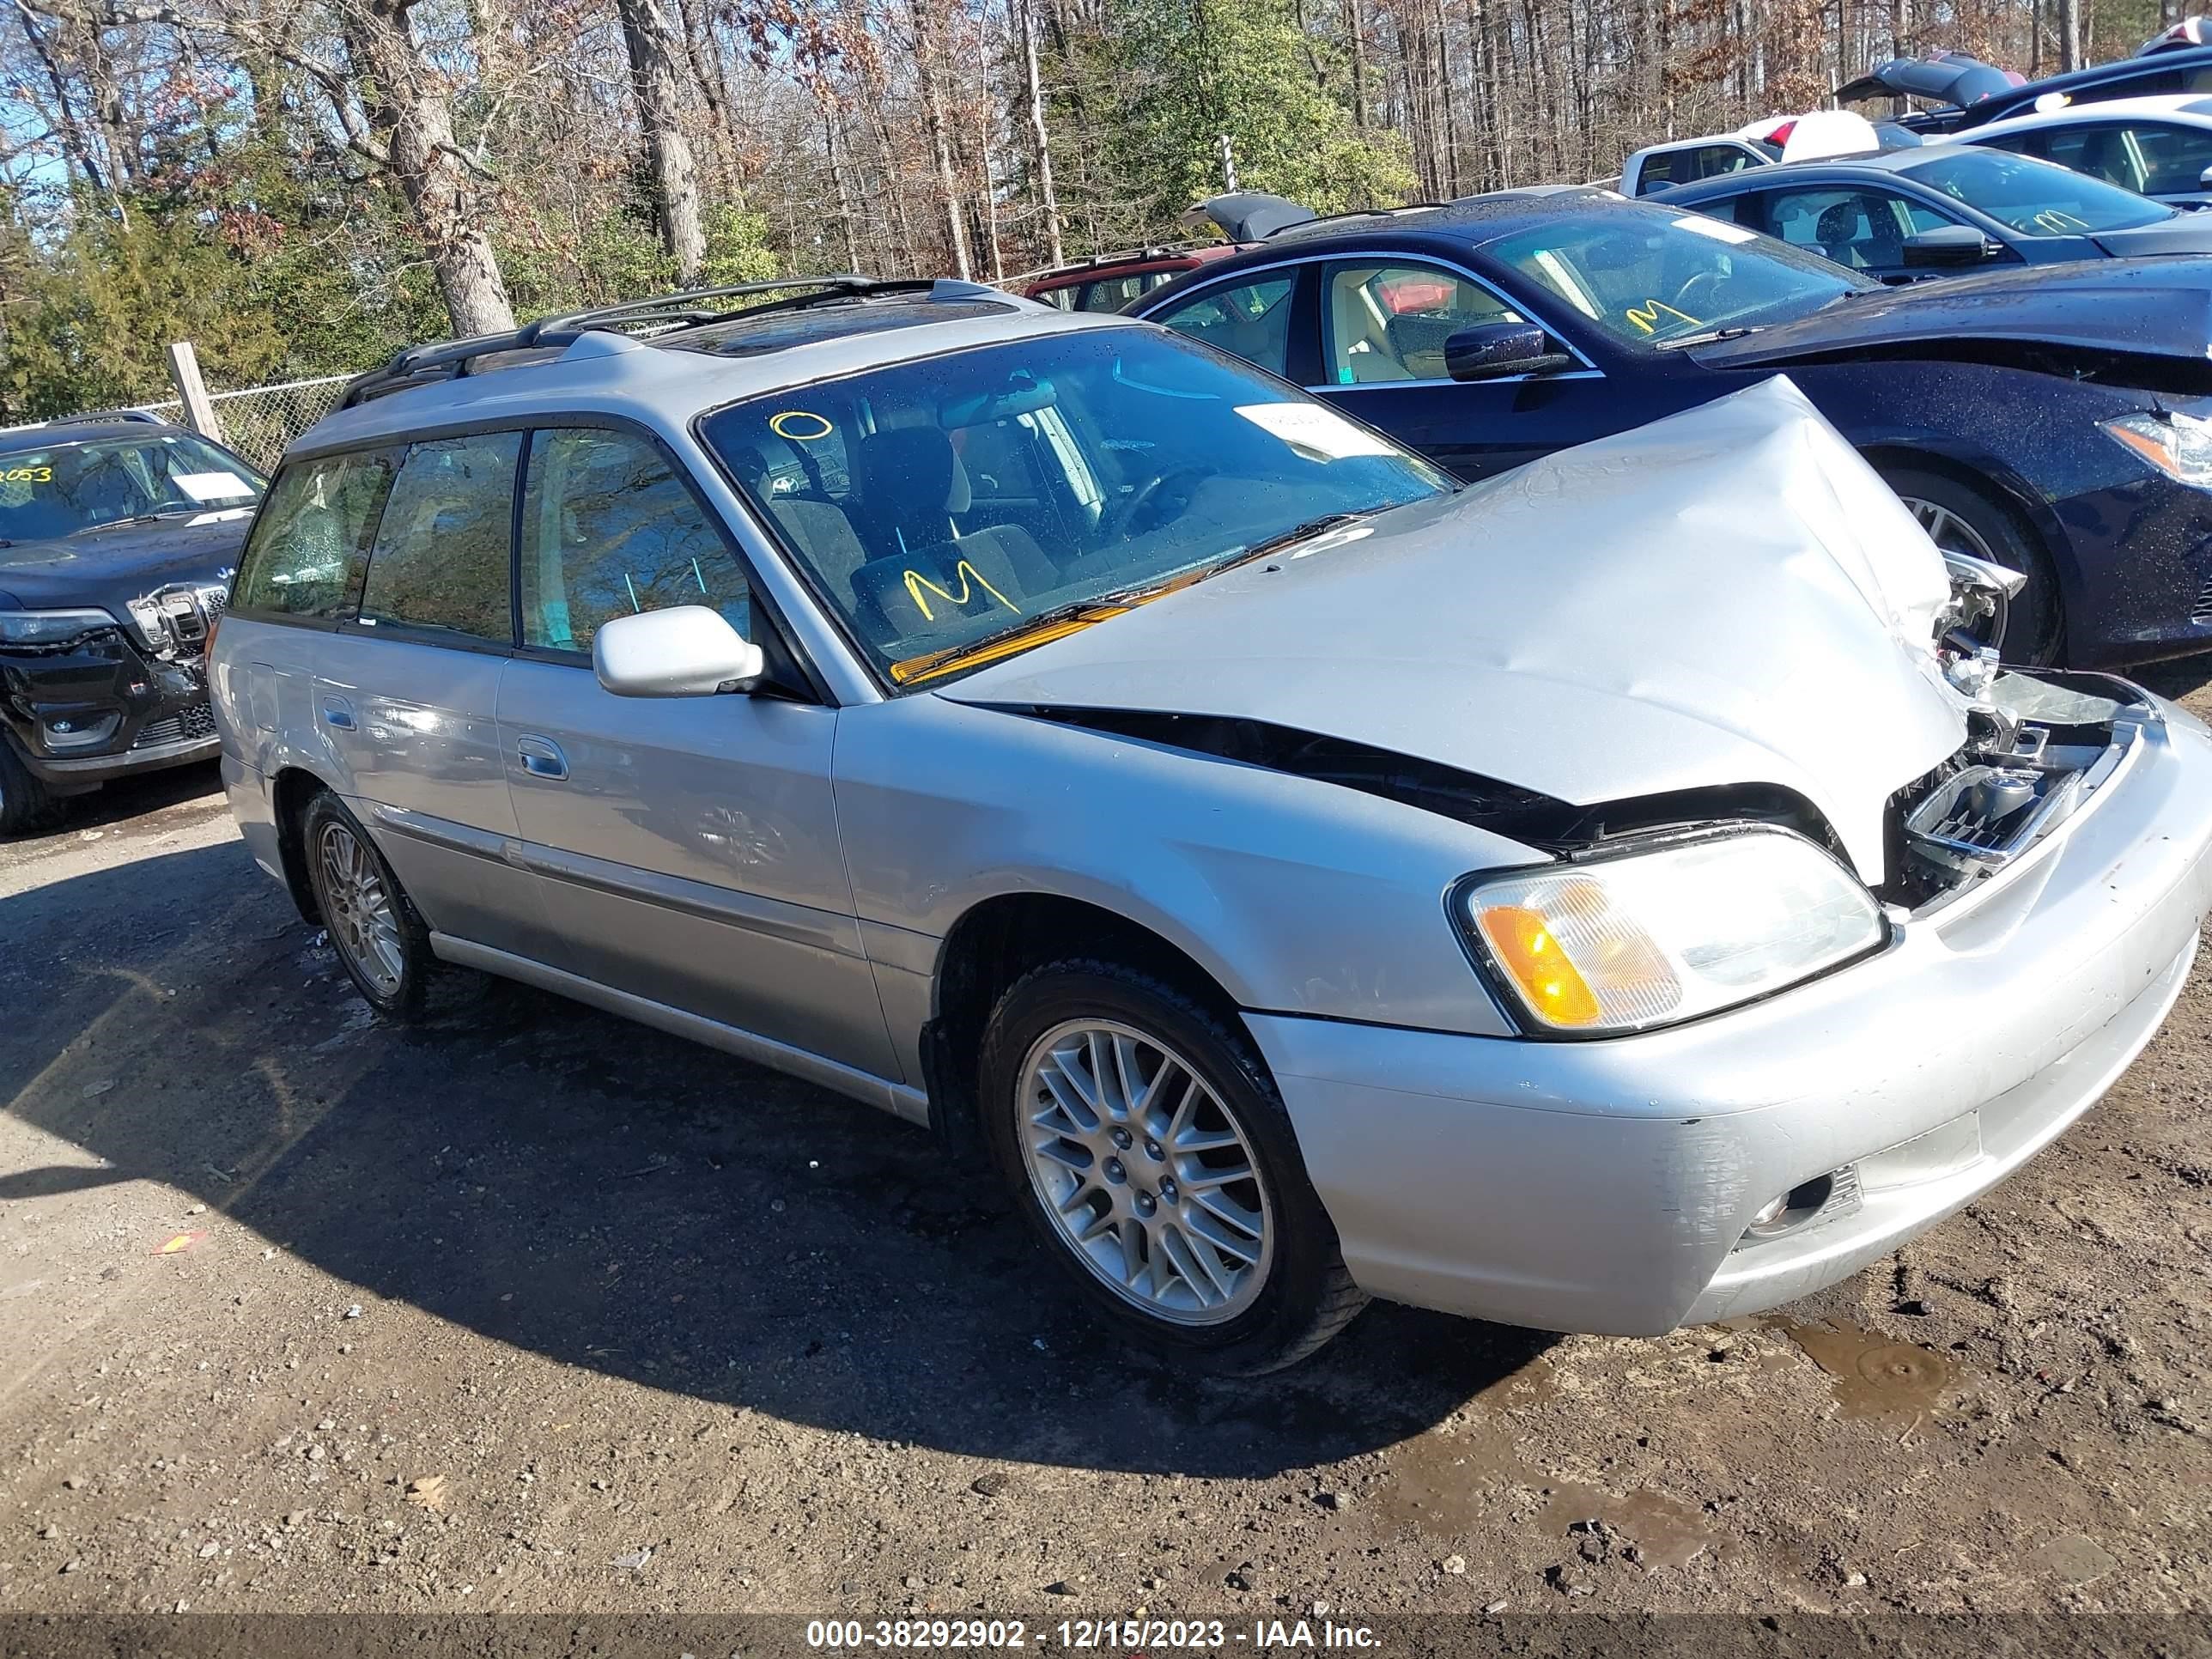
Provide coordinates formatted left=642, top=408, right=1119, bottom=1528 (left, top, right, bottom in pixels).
left=662, top=299, right=1015, bottom=358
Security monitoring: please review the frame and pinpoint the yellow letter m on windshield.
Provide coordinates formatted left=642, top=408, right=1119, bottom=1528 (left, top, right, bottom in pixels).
left=905, top=562, right=1018, bottom=623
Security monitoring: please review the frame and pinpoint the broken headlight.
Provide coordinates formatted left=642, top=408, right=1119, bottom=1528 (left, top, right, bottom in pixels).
left=0, top=607, right=118, bottom=647
left=1463, top=828, right=1886, bottom=1037
left=2102, top=410, right=2212, bottom=487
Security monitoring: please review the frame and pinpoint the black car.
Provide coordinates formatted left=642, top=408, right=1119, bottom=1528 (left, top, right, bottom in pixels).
left=1847, top=46, right=2212, bottom=133
left=1130, top=186, right=2212, bottom=667
left=0, top=415, right=264, bottom=832
left=1655, top=144, right=2212, bottom=284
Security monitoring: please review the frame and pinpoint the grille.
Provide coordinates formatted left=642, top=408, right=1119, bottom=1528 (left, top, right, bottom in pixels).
left=2194, top=580, right=2212, bottom=626
left=132, top=702, right=217, bottom=749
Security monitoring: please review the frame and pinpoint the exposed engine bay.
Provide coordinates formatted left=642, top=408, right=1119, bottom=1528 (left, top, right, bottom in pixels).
left=1884, top=663, right=2153, bottom=913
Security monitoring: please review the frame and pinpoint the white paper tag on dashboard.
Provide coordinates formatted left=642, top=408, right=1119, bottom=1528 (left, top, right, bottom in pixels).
left=1234, top=403, right=1396, bottom=461
left=173, top=471, right=252, bottom=501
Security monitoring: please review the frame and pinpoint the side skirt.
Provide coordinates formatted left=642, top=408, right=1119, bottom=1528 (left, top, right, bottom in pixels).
left=428, top=933, right=931, bottom=1127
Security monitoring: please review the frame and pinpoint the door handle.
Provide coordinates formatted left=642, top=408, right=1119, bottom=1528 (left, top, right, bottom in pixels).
left=515, top=735, right=569, bottom=781
left=319, top=696, right=356, bottom=731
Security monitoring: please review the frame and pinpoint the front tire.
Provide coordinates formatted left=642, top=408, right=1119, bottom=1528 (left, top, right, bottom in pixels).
left=0, top=738, right=57, bottom=837
left=979, top=959, right=1366, bottom=1374
left=299, top=790, right=440, bottom=1021
left=1881, top=464, right=2061, bottom=665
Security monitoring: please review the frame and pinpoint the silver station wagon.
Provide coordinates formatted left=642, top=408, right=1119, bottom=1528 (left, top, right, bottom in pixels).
left=210, top=276, right=2212, bottom=1374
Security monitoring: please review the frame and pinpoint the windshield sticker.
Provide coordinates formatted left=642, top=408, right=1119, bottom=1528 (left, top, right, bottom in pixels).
left=769, top=410, right=835, bottom=442
left=904, top=562, right=1018, bottom=623
left=1234, top=404, right=1396, bottom=462
left=1673, top=214, right=1758, bottom=245
left=188, top=507, right=256, bottom=526
left=173, top=471, right=251, bottom=501
left=1, top=465, right=54, bottom=485
left=1624, top=300, right=1702, bottom=335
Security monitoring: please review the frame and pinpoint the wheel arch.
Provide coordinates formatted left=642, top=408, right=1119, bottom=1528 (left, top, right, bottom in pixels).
left=270, top=763, right=335, bottom=925
left=921, top=890, right=1248, bottom=1161
left=1858, top=441, right=2080, bottom=603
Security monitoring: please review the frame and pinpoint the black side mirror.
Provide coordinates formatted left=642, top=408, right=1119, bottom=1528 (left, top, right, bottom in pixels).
left=1443, top=322, right=1576, bottom=383
left=1901, top=224, right=1999, bottom=267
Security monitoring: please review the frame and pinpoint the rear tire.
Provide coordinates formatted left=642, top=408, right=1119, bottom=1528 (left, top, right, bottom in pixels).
left=0, top=738, right=58, bottom=838
left=1880, top=464, right=2062, bottom=665
left=299, top=790, right=441, bottom=1022
left=979, top=958, right=1367, bottom=1375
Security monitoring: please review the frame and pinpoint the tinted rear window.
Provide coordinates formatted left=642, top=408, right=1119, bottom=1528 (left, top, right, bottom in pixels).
left=356, top=434, right=520, bottom=644
left=230, top=450, right=396, bottom=621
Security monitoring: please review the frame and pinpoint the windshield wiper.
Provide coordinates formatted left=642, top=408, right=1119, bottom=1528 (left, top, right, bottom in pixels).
left=86, top=509, right=199, bottom=532
left=1203, top=511, right=1375, bottom=577
left=889, top=576, right=1188, bottom=687
left=1656, top=325, right=1760, bottom=349
left=890, top=510, right=1384, bottom=688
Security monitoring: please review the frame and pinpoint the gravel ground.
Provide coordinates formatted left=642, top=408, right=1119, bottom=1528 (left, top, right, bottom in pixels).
left=1, top=663, right=2209, bottom=1629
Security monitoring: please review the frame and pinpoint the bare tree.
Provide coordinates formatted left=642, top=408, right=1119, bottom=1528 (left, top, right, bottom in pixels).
left=909, top=0, right=971, bottom=279
left=53, top=0, right=516, bottom=335
left=1018, top=0, right=1063, bottom=268
left=613, top=0, right=707, bottom=283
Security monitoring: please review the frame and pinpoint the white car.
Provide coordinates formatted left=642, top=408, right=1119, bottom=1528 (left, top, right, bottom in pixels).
left=1959, top=94, right=2212, bottom=207
left=1619, top=110, right=1890, bottom=196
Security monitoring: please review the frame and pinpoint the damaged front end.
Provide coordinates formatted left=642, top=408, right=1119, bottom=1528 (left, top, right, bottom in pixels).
left=1883, top=664, right=2157, bottom=913
left=1871, top=554, right=2157, bottom=911
left=0, top=581, right=227, bottom=791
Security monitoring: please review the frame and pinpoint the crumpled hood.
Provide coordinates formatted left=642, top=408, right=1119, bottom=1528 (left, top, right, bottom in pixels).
left=1689, top=256, right=2212, bottom=370
left=943, top=377, right=1969, bottom=885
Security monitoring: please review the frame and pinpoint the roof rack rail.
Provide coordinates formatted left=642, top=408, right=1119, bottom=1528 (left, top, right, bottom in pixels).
left=57, top=408, right=170, bottom=427
left=337, top=275, right=999, bottom=410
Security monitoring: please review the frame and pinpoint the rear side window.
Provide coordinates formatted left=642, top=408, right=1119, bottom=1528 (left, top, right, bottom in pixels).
left=1151, top=276, right=1297, bottom=376
left=357, top=433, right=520, bottom=644
left=231, top=450, right=396, bottom=620
left=519, top=428, right=750, bottom=653
left=1079, top=271, right=1170, bottom=311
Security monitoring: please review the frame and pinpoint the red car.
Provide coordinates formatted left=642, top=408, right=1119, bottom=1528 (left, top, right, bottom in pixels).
left=1021, top=193, right=1316, bottom=313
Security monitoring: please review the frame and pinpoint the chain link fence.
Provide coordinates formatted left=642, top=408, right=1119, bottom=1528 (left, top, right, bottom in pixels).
left=4, top=367, right=354, bottom=472
left=125, top=372, right=355, bottom=471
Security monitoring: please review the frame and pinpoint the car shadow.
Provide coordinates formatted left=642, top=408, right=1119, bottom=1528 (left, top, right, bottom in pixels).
left=3, top=758, right=222, bottom=842
left=0, top=839, right=1553, bottom=1478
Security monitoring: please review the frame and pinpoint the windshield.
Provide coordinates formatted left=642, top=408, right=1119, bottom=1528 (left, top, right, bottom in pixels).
left=1481, top=208, right=1873, bottom=345
left=1904, top=148, right=2172, bottom=234
left=0, top=431, right=263, bottom=543
left=699, top=329, right=1448, bottom=685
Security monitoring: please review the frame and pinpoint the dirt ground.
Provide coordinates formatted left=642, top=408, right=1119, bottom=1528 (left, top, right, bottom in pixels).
left=2, top=664, right=2209, bottom=1635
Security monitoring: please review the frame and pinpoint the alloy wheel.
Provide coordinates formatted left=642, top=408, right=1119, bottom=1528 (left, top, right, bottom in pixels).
left=316, top=821, right=405, bottom=999
left=1018, top=1018, right=1274, bottom=1325
left=1903, top=495, right=2011, bottom=653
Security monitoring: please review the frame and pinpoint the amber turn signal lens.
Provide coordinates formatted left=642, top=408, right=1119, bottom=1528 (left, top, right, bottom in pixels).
left=1474, top=903, right=1602, bottom=1027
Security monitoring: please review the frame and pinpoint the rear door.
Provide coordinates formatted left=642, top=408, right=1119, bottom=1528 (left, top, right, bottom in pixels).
left=308, top=430, right=560, bottom=962
left=494, top=422, right=894, bottom=1080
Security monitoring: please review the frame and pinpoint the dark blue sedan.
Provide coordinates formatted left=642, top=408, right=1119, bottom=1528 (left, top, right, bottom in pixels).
left=1656, top=145, right=2212, bottom=284
left=1131, top=186, right=2212, bottom=667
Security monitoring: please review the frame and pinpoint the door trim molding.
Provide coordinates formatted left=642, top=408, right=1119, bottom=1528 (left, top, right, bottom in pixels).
left=429, top=933, right=930, bottom=1126
left=502, top=837, right=866, bottom=957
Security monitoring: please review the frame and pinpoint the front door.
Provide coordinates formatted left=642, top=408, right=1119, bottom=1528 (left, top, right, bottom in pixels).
left=494, top=424, right=896, bottom=1080
left=1309, top=258, right=1619, bottom=480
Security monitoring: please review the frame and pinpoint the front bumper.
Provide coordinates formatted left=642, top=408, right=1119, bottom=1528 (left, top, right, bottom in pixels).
left=1, top=629, right=216, bottom=794
left=2059, top=468, right=2212, bottom=668
left=1248, top=696, right=2212, bottom=1336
